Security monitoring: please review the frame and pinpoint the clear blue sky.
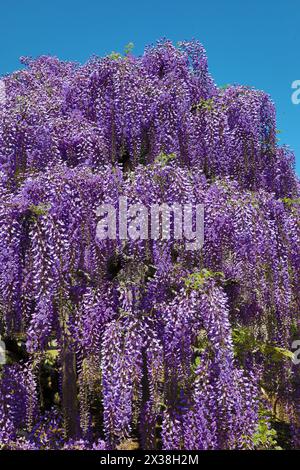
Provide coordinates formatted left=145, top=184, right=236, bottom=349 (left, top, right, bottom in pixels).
left=1, top=0, right=299, bottom=175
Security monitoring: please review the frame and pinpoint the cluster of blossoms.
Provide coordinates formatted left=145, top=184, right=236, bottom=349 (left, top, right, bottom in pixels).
left=0, top=40, right=299, bottom=450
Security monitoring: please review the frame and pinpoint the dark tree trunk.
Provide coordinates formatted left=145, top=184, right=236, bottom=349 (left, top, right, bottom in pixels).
left=62, top=348, right=79, bottom=438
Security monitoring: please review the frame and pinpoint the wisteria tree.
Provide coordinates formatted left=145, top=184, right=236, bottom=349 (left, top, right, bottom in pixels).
left=0, top=40, right=299, bottom=450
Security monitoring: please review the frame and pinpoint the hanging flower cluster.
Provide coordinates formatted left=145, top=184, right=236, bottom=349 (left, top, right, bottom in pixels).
left=0, top=39, right=299, bottom=450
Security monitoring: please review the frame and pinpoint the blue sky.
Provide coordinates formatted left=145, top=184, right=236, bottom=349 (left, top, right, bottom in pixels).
left=1, top=0, right=299, bottom=174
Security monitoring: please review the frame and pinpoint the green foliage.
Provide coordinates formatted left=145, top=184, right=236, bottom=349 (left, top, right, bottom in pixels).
left=191, top=331, right=210, bottom=372
left=184, top=269, right=225, bottom=291
left=44, top=340, right=59, bottom=366
left=29, top=203, right=51, bottom=217
left=154, top=152, right=176, bottom=166
left=192, top=98, right=215, bottom=112
left=124, top=42, right=134, bottom=55
left=108, top=42, right=134, bottom=60
left=232, top=326, right=294, bottom=362
left=108, top=51, right=123, bottom=60
left=252, top=411, right=282, bottom=450
left=260, top=344, right=294, bottom=361
left=281, top=197, right=300, bottom=206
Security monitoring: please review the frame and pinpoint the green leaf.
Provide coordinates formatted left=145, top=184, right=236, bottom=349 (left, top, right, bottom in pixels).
left=124, top=42, right=134, bottom=55
left=233, top=326, right=294, bottom=362
left=154, top=152, right=176, bottom=166
left=184, top=269, right=225, bottom=291
left=29, top=203, right=51, bottom=217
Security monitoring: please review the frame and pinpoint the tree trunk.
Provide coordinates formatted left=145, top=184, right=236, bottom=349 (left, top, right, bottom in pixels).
left=62, top=348, right=79, bottom=438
